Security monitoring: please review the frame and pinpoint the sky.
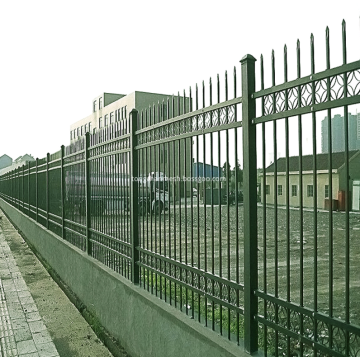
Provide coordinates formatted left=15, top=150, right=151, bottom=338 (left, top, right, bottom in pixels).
left=0, top=0, right=359, bottom=161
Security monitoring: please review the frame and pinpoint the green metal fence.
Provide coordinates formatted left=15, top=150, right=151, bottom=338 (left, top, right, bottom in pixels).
left=1, top=20, right=360, bottom=356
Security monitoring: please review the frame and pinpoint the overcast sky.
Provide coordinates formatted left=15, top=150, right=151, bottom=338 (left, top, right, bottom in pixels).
left=0, top=0, right=359, bottom=161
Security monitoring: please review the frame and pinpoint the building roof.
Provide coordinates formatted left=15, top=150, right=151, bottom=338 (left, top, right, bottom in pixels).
left=266, top=150, right=360, bottom=173
left=0, top=154, right=12, bottom=161
left=14, top=154, right=34, bottom=163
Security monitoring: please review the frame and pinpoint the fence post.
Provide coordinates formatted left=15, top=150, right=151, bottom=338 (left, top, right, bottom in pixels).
left=17, top=166, right=20, bottom=209
left=61, top=145, right=65, bottom=239
left=129, top=109, right=140, bottom=284
left=28, top=162, right=30, bottom=215
left=46, top=153, right=50, bottom=229
left=85, top=133, right=92, bottom=256
left=22, top=164, right=25, bottom=211
left=241, top=54, right=258, bottom=354
left=36, top=158, right=38, bottom=222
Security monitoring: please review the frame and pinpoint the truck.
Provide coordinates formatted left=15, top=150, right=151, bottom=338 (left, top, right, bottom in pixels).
left=64, top=170, right=169, bottom=216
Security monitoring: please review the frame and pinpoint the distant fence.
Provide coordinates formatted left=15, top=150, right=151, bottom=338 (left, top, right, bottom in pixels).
left=1, top=20, right=360, bottom=356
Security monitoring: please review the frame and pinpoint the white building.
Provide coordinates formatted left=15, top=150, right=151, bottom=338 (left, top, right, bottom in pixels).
left=70, top=91, right=182, bottom=141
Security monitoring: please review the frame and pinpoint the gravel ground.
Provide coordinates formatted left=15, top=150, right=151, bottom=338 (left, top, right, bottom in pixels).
left=135, top=202, right=360, bottom=325
left=92, top=201, right=360, bottom=329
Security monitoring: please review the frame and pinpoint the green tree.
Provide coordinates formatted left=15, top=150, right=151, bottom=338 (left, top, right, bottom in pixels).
left=232, top=160, right=243, bottom=186
left=221, top=161, right=232, bottom=182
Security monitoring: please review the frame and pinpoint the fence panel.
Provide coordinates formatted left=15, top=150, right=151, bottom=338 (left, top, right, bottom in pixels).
left=0, top=19, right=360, bottom=357
left=135, top=80, right=245, bottom=344
left=253, top=21, right=360, bottom=356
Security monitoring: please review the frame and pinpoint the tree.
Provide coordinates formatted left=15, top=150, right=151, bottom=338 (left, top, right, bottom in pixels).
left=221, top=161, right=232, bottom=182
left=232, top=160, right=243, bottom=186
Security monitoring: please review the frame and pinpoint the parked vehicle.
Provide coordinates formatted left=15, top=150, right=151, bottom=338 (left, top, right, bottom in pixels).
left=64, top=170, right=169, bottom=216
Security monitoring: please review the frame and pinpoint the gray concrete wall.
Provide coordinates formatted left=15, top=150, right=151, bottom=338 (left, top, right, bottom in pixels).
left=0, top=198, right=248, bottom=357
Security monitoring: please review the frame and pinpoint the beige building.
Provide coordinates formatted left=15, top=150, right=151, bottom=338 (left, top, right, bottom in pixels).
left=70, top=91, right=192, bottom=198
left=70, top=91, right=187, bottom=141
left=261, top=151, right=360, bottom=210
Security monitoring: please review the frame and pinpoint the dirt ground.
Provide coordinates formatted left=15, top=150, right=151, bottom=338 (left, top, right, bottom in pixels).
left=0, top=209, right=128, bottom=357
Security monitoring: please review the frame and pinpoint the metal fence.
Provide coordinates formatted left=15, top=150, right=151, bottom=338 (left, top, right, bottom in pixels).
left=1, top=20, right=360, bottom=356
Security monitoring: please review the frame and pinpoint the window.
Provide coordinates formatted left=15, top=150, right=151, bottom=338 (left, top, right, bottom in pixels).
left=307, top=185, right=314, bottom=197
left=266, top=185, right=270, bottom=195
left=124, top=106, right=127, bottom=119
left=93, top=100, right=97, bottom=113
left=325, top=185, right=329, bottom=198
left=88, top=122, right=92, bottom=133
left=110, top=112, right=114, bottom=124
left=104, top=114, right=108, bottom=127
left=291, top=185, right=297, bottom=197
left=99, top=117, right=103, bottom=128
left=81, top=125, right=84, bottom=136
left=77, top=127, right=80, bottom=136
left=99, top=97, right=103, bottom=110
left=277, top=185, right=283, bottom=196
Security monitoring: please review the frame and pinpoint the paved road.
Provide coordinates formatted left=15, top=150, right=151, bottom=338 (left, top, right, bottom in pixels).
left=0, top=209, right=116, bottom=357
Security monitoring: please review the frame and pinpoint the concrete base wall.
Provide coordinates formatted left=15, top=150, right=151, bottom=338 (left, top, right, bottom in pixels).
left=0, top=199, right=248, bottom=357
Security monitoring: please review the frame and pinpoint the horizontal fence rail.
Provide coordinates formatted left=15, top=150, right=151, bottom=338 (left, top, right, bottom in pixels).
left=1, top=20, right=360, bottom=357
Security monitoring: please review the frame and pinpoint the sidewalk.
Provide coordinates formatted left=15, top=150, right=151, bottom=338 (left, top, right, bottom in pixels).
left=0, top=221, right=59, bottom=357
left=0, top=209, right=115, bottom=357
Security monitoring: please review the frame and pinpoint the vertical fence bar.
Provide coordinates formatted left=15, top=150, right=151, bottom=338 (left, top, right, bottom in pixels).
left=28, top=162, right=30, bottom=215
left=297, top=39, right=305, bottom=356
left=36, top=158, right=38, bottom=222
left=85, top=133, right=91, bottom=256
left=22, top=165, right=24, bottom=211
left=130, top=109, right=140, bottom=284
left=310, top=34, right=318, bottom=356
left=46, top=153, right=50, bottom=229
left=61, top=145, right=65, bottom=239
left=17, top=166, right=19, bottom=209
left=325, top=29, right=334, bottom=344
left=241, top=54, right=258, bottom=354
left=342, top=19, right=350, bottom=356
